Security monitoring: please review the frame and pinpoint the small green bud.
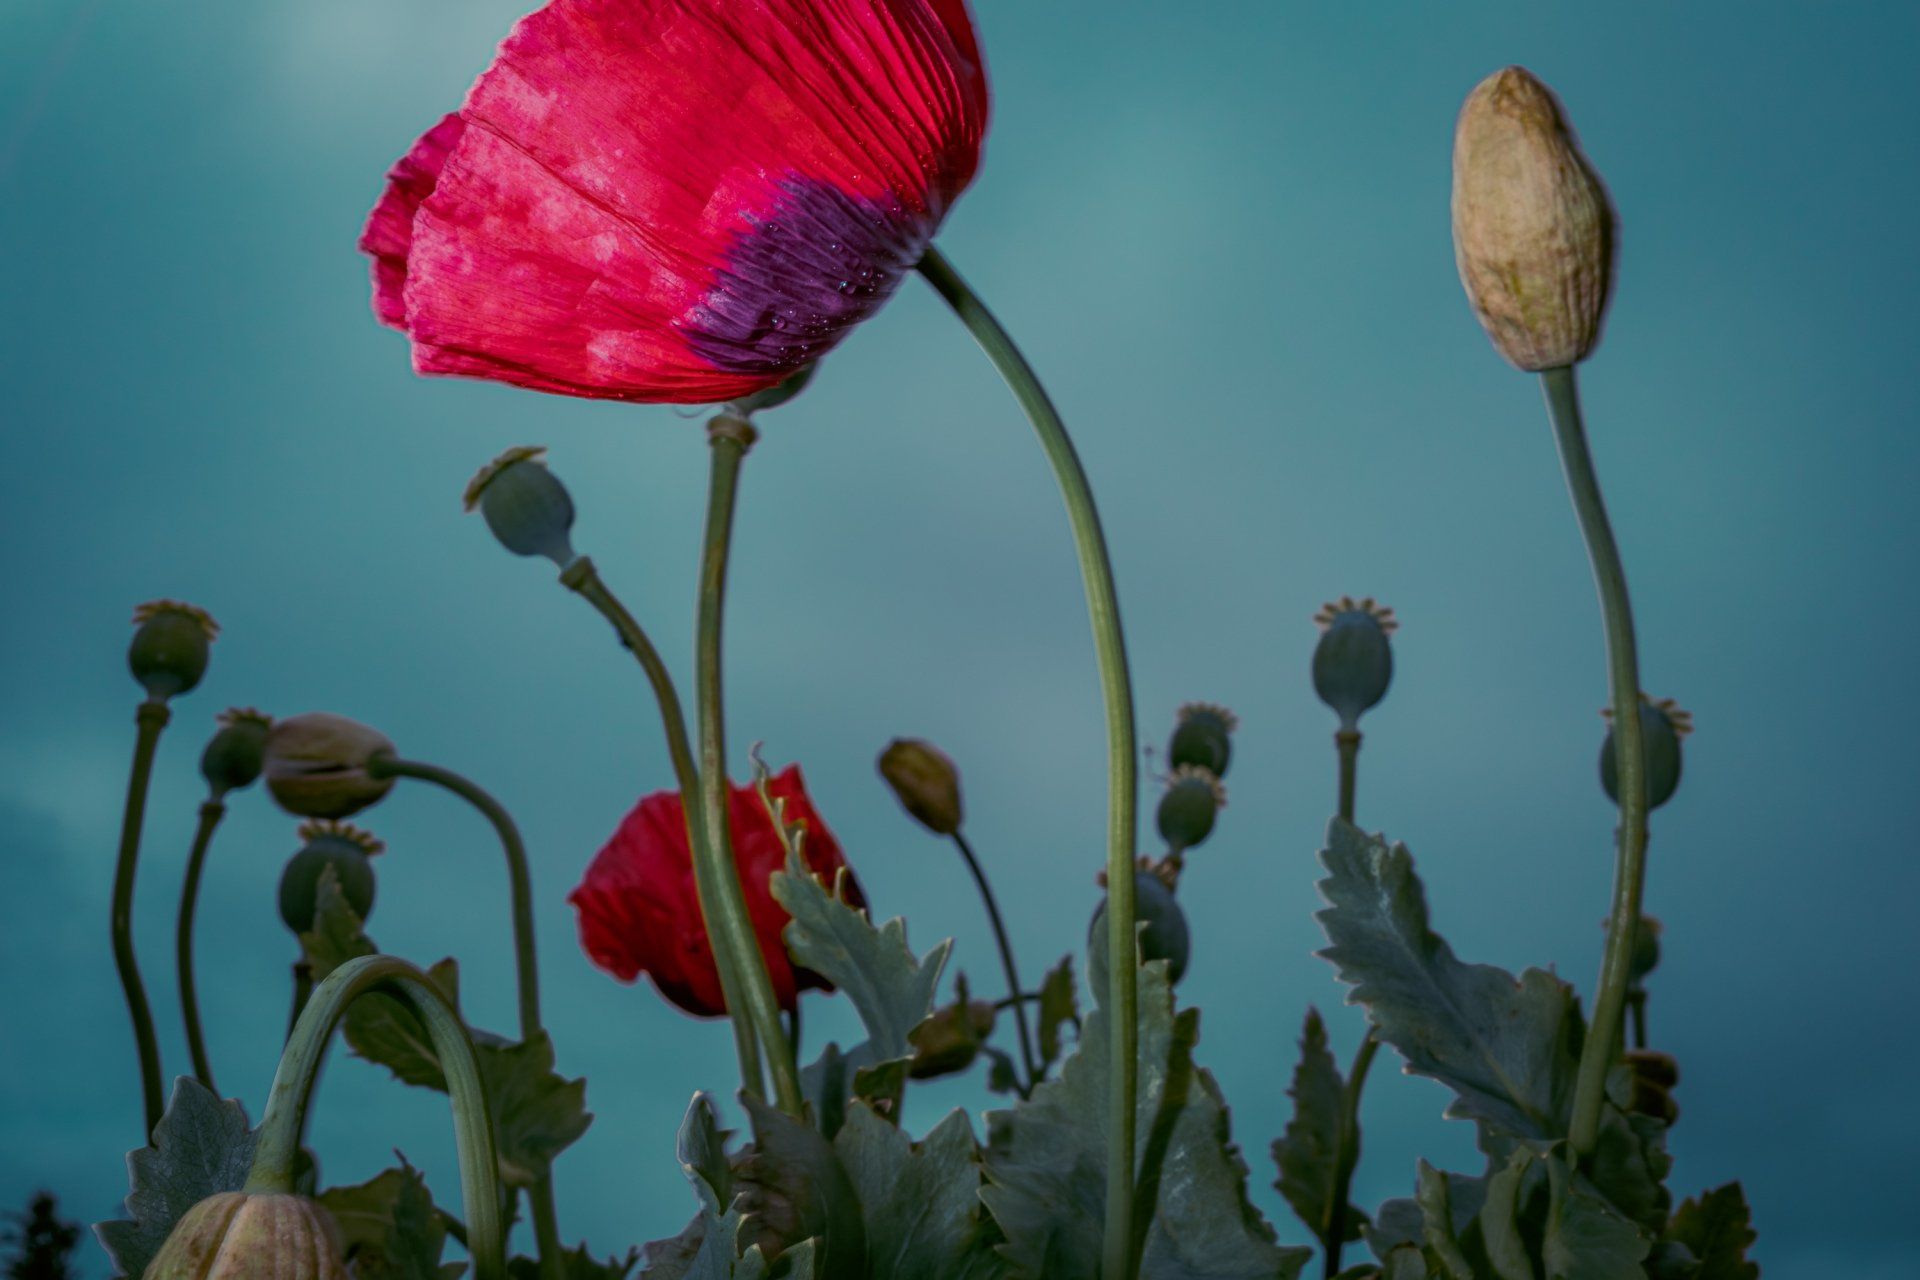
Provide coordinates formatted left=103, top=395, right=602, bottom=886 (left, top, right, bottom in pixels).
left=1167, top=702, right=1237, bottom=777
left=1599, top=697, right=1691, bottom=810
left=144, top=1191, right=347, bottom=1280
left=1088, top=869, right=1191, bottom=987
left=279, top=820, right=382, bottom=933
left=908, top=977, right=996, bottom=1080
left=1312, top=596, right=1397, bottom=728
left=464, top=445, right=577, bottom=567
left=127, top=600, right=217, bottom=702
left=200, top=707, right=273, bottom=799
left=878, top=738, right=964, bottom=835
left=263, top=713, right=397, bottom=819
left=1156, top=765, right=1225, bottom=852
left=1451, top=66, right=1614, bottom=371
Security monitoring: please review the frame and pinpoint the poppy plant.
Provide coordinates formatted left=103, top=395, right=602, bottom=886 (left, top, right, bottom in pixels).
left=568, top=764, right=862, bottom=1017
left=360, top=0, right=988, bottom=404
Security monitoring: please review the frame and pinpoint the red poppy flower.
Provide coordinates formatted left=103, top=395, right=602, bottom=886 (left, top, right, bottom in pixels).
left=568, top=764, right=863, bottom=1017
left=360, top=0, right=988, bottom=404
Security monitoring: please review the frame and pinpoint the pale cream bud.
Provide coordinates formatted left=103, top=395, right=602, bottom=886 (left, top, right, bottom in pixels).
left=263, top=712, right=396, bottom=819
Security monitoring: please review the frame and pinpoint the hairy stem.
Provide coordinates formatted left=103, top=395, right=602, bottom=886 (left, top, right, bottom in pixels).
left=176, top=799, right=227, bottom=1091
left=1542, top=365, right=1651, bottom=1159
left=919, top=246, right=1140, bottom=1279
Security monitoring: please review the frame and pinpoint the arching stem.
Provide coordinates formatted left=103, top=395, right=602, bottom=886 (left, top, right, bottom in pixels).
left=176, top=799, right=227, bottom=1091
left=952, top=831, right=1039, bottom=1094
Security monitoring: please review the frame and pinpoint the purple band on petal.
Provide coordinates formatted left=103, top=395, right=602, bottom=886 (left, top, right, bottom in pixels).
left=685, top=178, right=931, bottom=377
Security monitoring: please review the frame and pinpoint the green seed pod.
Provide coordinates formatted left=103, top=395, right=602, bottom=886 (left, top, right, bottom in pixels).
left=1451, top=66, right=1614, bottom=371
left=907, top=982, right=996, bottom=1080
left=263, top=712, right=397, bottom=819
left=877, top=738, right=964, bottom=835
left=1088, top=869, right=1191, bottom=987
left=463, top=445, right=577, bottom=567
left=1167, top=702, right=1237, bottom=778
left=1156, top=765, right=1225, bottom=852
left=201, top=707, right=273, bottom=799
left=1599, top=697, right=1691, bottom=810
left=144, top=1190, right=347, bottom=1280
left=127, top=600, right=218, bottom=702
left=1312, top=597, right=1397, bottom=729
left=278, top=820, right=381, bottom=933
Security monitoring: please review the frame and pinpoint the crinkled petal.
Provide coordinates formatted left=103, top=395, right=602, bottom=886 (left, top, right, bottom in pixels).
left=359, top=113, right=466, bottom=330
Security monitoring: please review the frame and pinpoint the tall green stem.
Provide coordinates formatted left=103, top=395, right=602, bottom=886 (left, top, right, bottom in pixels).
left=559, top=557, right=762, bottom=1091
left=1335, top=730, right=1360, bottom=825
left=176, top=799, right=227, bottom=1091
left=1323, top=1034, right=1379, bottom=1276
left=697, top=419, right=805, bottom=1116
left=952, top=831, right=1038, bottom=1095
left=1542, top=365, right=1650, bottom=1159
left=111, top=700, right=170, bottom=1139
left=362, top=754, right=564, bottom=1278
left=247, top=954, right=506, bottom=1280
left=918, top=246, right=1140, bottom=1279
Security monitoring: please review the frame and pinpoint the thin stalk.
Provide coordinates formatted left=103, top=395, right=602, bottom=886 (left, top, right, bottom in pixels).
left=176, top=799, right=227, bottom=1091
left=362, top=754, right=565, bottom=1279
left=952, top=831, right=1039, bottom=1093
left=1323, top=1033, right=1380, bottom=1276
left=287, top=962, right=312, bottom=1042
left=1628, top=991, right=1648, bottom=1051
left=919, top=246, right=1139, bottom=1280
left=111, top=700, right=170, bottom=1139
left=247, top=954, right=506, bottom=1280
left=696, top=419, right=805, bottom=1116
left=1542, top=365, right=1650, bottom=1159
left=560, top=556, right=761, bottom=1091
left=1335, top=730, right=1361, bottom=824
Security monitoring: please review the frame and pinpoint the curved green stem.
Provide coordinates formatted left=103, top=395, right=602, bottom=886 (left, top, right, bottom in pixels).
left=697, top=419, right=805, bottom=1116
left=952, top=831, right=1039, bottom=1094
left=112, top=700, right=170, bottom=1140
left=363, top=754, right=565, bottom=1278
left=176, top=799, right=227, bottom=1091
left=918, top=246, right=1140, bottom=1279
left=559, top=556, right=761, bottom=1091
left=1542, top=366, right=1650, bottom=1159
left=247, top=954, right=506, bottom=1280
left=1323, top=1032, right=1379, bottom=1276
left=1335, top=730, right=1361, bottom=825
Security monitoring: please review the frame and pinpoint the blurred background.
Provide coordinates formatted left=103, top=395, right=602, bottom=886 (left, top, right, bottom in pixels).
left=3, top=1, right=1916, bottom=1275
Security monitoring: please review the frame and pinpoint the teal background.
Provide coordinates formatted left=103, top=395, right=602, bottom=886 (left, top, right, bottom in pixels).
left=3, top=2, right=1915, bottom=1274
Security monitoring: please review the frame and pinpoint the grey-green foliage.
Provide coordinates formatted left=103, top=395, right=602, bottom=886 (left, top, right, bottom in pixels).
left=1315, top=820, right=1582, bottom=1144
left=831, top=1105, right=1004, bottom=1280
left=981, top=959, right=1310, bottom=1280
left=318, top=1157, right=465, bottom=1280
left=642, top=1095, right=797, bottom=1280
left=1272, top=1007, right=1365, bottom=1248
left=95, top=1077, right=257, bottom=1279
left=299, top=868, right=589, bottom=1187
left=1658, top=1185, right=1758, bottom=1280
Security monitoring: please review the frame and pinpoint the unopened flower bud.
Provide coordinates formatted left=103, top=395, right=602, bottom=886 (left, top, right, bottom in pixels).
left=1089, top=870, right=1191, bottom=987
left=1156, top=765, right=1225, bottom=853
left=1451, top=66, right=1614, bottom=371
left=145, top=1191, right=347, bottom=1280
left=263, top=713, right=397, bottom=819
left=201, top=708, right=273, bottom=799
left=279, top=820, right=382, bottom=933
left=1623, top=1049, right=1681, bottom=1125
left=128, top=600, right=218, bottom=702
left=878, top=738, right=964, bottom=835
left=1600, top=697, right=1691, bottom=810
left=1167, top=702, right=1237, bottom=778
left=464, top=445, right=577, bottom=567
left=1312, top=597, right=1397, bottom=728
left=908, top=982, right=996, bottom=1080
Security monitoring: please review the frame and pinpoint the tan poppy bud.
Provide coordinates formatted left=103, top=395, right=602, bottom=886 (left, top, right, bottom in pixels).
left=145, top=1191, right=347, bottom=1280
left=263, top=713, right=396, bottom=819
left=877, top=738, right=964, bottom=835
left=1452, top=66, right=1614, bottom=371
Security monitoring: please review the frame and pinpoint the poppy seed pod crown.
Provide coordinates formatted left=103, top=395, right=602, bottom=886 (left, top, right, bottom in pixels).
left=279, top=820, right=383, bottom=933
left=201, top=707, right=273, bottom=799
left=1600, top=697, right=1692, bottom=810
left=1312, top=597, right=1397, bottom=729
left=144, top=1191, right=347, bottom=1280
left=1167, top=703, right=1237, bottom=778
left=1452, top=66, right=1615, bottom=371
left=465, top=445, right=577, bottom=567
left=263, top=713, right=397, bottom=819
left=1156, top=765, right=1225, bottom=853
left=128, top=600, right=218, bottom=702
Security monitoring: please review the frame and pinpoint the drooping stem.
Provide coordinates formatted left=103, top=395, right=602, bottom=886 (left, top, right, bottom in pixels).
left=111, top=700, right=170, bottom=1140
left=176, top=799, right=227, bottom=1091
left=247, top=954, right=506, bottom=1280
left=1335, top=729, right=1361, bottom=825
left=919, top=246, right=1140, bottom=1280
left=361, top=754, right=565, bottom=1279
left=696, top=418, right=805, bottom=1116
left=559, top=556, right=762, bottom=1091
left=952, top=831, right=1039, bottom=1094
left=1323, top=1032, right=1380, bottom=1276
left=1542, top=365, right=1651, bottom=1159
